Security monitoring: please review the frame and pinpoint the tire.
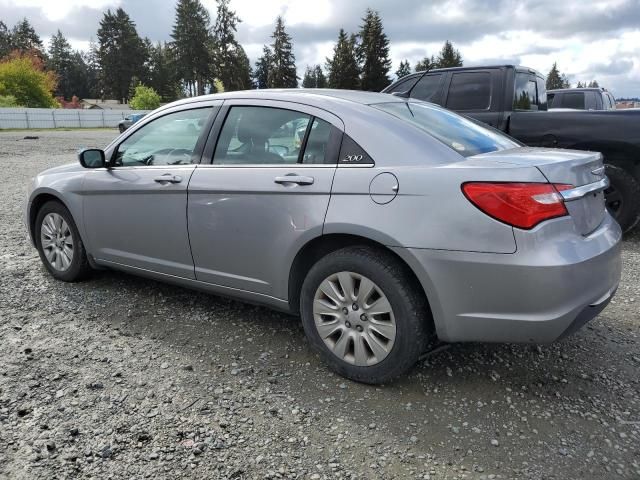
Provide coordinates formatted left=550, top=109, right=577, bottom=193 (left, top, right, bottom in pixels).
left=35, top=201, right=91, bottom=282
left=118, top=125, right=125, bottom=133
left=300, top=246, right=432, bottom=384
left=604, top=164, right=640, bottom=233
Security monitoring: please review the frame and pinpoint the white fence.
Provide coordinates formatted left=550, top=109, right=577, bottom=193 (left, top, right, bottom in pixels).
left=0, top=108, right=152, bottom=129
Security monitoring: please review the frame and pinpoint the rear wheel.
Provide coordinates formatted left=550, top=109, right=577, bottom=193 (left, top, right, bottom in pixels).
left=118, top=124, right=125, bottom=133
left=35, top=201, right=91, bottom=282
left=604, top=164, right=640, bottom=233
left=300, top=246, right=432, bottom=384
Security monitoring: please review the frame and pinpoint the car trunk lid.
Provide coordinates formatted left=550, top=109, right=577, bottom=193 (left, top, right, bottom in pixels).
left=471, top=147, right=608, bottom=235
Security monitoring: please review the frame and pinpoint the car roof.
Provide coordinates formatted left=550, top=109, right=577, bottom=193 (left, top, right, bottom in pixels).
left=162, top=89, right=403, bottom=112
left=405, top=64, right=543, bottom=76
left=547, top=88, right=606, bottom=93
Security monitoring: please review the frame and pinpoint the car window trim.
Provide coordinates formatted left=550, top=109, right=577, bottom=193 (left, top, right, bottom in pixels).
left=108, top=105, right=219, bottom=168
left=297, top=117, right=314, bottom=164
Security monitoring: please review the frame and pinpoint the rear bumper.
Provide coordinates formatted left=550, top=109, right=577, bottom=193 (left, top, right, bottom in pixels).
left=393, top=214, right=622, bottom=343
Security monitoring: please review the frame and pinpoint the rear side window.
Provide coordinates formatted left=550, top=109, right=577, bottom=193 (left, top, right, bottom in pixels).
left=513, top=73, right=539, bottom=110
left=385, top=75, right=420, bottom=94
left=373, top=101, right=519, bottom=158
left=560, top=92, right=585, bottom=109
left=445, top=72, right=491, bottom=110
left=410, top=74, right=443, bottom=103
left=547, top=93, right=556, bottom=107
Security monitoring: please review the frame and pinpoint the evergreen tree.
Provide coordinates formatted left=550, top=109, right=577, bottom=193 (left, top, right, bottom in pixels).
left=415, top=55, right=434, bottom=72
left=11, top=18, right=44, bottom=54
left=435, top=40, right=462, bottom=68
left=314, top=65, right=327, bottom=88
left=588, top=80, right=599, bottom=88
left=211, top=0, right=251, bottom=91
left=326, top=29, right=359, bottom=89
left=253, top=45, right=271, bottom=89
left=395, top=60, right=411, bottom=79
left=84, top=39, right=101, bottom=98
left=302, top=64, right=326, bottom=88
left=576, top=81, right=584, bottom=88
left=66, top=50, right=91, bottom=99
left=148, top=42, right=180, bottom=101
left=47, top=30, right=74, bottom=99
left=561, top=74, right=570, bottom=88
left=357, top=8, right=391, bottom=91
left=268, top=16, right=298, bottom=88
left=171, top=0, right=212, bottom=96
left=0, top=21, right=11, bottom=58
left=546, top=62, right=565, bottom=90
left=97, top=8, right=147, bottom=102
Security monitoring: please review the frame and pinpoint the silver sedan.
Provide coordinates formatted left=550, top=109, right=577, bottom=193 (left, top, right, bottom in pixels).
left=24, top=90, right=622, bottom=384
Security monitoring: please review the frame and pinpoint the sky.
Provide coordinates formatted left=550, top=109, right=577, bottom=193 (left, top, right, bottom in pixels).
left=1, top=0, right=639, bottom=98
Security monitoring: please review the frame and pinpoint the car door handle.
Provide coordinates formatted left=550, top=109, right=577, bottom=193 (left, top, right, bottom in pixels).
left=274, top=175, right=314, bottom=186
left=154, top=174, right=182, bottom=184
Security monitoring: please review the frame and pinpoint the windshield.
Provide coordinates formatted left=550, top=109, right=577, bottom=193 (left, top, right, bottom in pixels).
left=372, top=101, right=519, bottom=157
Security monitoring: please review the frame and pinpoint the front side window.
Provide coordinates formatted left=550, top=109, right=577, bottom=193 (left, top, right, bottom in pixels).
left=213, top=107, right=337, bottom=165
left=513, top=73, right=539, bottom=110
left=114, top=108, right=211, bottom=167
left=374, top=101, right=519, bottom=158
left=445, top=72, right=491, bottom=111
left=560, top=92, right=585, bottom=109
left=410, top=74, right=443, bottom=103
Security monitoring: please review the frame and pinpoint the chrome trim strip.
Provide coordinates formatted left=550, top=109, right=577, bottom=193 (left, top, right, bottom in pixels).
left=560, top=177, right=609, bottom=202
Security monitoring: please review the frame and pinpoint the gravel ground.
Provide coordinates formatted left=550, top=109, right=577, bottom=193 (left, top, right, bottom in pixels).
left=1, top=129, right=639, bottom=480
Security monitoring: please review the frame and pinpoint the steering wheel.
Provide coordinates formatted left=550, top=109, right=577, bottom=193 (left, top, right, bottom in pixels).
left=165, top=148, right=193, bottom=165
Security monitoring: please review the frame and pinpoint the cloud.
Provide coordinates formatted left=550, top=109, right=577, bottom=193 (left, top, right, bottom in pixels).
left=1, top=0, right=639, bottom=96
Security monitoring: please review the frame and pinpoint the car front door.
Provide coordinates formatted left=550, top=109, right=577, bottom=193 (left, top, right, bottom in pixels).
left=188, top=100, right=343, bottom=300
left=82, top=103, right=219, bottom=278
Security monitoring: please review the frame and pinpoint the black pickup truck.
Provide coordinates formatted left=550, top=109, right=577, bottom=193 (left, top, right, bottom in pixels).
left=383, top=65, right=640, bottom=232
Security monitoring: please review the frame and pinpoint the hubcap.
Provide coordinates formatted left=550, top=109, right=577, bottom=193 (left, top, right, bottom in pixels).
left=40, top=213, right=74, bottom=272
left=313, top=271, right=397, bottom=366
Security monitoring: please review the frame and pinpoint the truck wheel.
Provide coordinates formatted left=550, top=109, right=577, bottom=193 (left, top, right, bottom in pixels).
left=604, top=164, right=640, bottom=233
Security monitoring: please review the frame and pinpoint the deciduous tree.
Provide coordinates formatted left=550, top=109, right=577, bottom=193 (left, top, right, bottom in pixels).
left=0, top=52, right=57, bottom=107
left=129, top=84, right=161, bottom=110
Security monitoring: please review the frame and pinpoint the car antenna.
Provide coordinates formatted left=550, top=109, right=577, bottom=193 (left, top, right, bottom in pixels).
left=392, top=69, right=431, bottom=99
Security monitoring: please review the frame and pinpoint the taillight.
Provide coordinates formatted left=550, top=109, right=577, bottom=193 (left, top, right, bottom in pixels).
left=462, top=182, right=573, bottom=229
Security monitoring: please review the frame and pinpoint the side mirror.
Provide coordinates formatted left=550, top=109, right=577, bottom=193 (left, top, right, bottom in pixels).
left=78, top=148, right=106, bottom=168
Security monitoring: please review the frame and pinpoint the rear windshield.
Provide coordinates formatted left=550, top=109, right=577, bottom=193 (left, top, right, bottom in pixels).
left=373, top=101, right=519, bottom=157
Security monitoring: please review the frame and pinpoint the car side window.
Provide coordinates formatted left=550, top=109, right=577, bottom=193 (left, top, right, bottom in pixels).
left=445, top=72, right=491, bottom=111
left=113, top=108, right=211, bottom=167
left=561, top=92, right=585, bottom=109
left=214, top=106, right=315, bottom=165
left=301, top=118, right=334, bottom=164
left=513, top=72, right=539, bottom=110
left=410, top=74, right=443, bottom=103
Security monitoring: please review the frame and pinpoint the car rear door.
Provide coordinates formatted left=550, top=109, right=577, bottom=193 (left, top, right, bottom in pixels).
left=82, top=103, right=219, bottom=278
left=187, top=100, right=343, bottom=300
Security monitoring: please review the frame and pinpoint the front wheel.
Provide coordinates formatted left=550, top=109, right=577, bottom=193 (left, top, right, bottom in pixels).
left=604, top=164, right=640, bottom=233
left=35, top=201, right=91, bottom=282
left=300, top=246, right=432, bottom=384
